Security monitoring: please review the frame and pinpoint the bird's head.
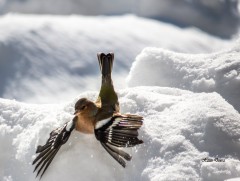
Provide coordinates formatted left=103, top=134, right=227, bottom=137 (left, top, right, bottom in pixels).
left=74, top=98, right=98, bottom=116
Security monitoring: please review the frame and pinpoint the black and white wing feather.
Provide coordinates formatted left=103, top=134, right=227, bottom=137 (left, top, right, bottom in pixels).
left=94, top=114, right=143, bottom=167
left=32, top=116, right=77, bottom=178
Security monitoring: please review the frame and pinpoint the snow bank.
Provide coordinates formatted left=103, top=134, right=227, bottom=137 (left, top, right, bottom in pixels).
left=127, top=43, right=240, bottom=112
left=0, top=0, right=239, bottom=37
left=1, top=87, right=240, bottom=181
left=0, top=14, right=232, bottom=103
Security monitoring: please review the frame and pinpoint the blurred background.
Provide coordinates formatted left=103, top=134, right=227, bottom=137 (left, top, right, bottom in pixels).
left=0, top=0, right=239, bottom=103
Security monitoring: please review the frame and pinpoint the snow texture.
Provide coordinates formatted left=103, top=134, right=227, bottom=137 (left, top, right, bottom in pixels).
left=0, top=0, right=239, bottom=37
left=127, top=42, right=240, bottom=112
left=226, top=178, right=240, bottom=181
left=0, top=1, right=240, bottom=181
left=0, top=14, right=232, bottom=103
left=1, top=86, right=240, bottom=181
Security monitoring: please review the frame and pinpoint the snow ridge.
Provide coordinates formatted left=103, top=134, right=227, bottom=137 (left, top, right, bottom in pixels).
left=127, top=43, right=240, bottom=112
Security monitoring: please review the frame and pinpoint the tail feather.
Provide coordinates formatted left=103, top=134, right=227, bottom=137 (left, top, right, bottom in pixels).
left=97, top=52, right=114, bottom=76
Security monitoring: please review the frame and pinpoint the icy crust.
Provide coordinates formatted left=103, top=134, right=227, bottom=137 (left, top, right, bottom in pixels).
left=127, top=46, right=240, bottom=111
left=1, top=87, right=240, bottom=181
left=0, top=14, right=232, bottom=103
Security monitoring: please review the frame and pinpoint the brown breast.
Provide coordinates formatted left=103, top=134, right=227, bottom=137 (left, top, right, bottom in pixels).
left=75, top=115, right=95, bottom=134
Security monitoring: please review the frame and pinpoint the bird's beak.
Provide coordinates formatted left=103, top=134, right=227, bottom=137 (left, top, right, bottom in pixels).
left=74, top=110, right=79, bottom=115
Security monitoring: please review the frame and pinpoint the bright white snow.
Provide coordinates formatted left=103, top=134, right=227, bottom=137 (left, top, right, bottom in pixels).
left=127, top=42, right=240, bottom=112
left=0, top=1, right=240, bottom=181
left=0, top=87, right=240, bottom=181
left=0, top=14, right=233, bottom=103
left=0, top=0, right=239, bottom=37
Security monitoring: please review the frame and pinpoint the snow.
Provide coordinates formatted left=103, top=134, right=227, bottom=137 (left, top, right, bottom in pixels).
left=0, top=0, right=239, bottom=37
left=0, top=14, right=233, bottom=103
left=1, top=87, right=240, bottom=181
left=127, top=42, right=240, bottom=112
left=0, top=1, right=240, bottom=181
left=226, top=178, right=240, bottom=181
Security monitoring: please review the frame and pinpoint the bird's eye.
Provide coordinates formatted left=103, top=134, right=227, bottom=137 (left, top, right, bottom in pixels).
left=81, top=106, right=86, bottom=110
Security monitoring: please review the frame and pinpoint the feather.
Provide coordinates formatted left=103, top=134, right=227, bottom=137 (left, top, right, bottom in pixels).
left=101, top=143, right=126, bottom=167
left=95, top=114, right=143, bottom=167
left=97, top=53, right=114, bottom=76
left=32, top=117, right=76, bottom=178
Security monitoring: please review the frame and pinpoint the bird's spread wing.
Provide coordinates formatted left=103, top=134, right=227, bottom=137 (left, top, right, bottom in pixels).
left=94, top=114, right=143, bottom=167
left=32, top=116, right=77, bottom=178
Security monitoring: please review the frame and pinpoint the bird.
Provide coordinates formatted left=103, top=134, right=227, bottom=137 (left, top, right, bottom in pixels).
left=32, top=53, right=143, bottom=178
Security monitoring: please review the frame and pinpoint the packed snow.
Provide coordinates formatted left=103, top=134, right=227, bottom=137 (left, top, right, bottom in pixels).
left=127, top=42, right=240, bottom=112
left=0, top=14, right=233, bottom=103
left=1, top=86, right=240, bottom=181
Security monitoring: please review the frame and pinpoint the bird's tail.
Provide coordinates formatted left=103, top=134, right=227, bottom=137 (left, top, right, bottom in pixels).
left=97, top=52, right=114, bottom=77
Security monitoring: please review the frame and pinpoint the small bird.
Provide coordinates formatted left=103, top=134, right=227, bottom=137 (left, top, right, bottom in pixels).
left=32, top=53, right=143, bottom=178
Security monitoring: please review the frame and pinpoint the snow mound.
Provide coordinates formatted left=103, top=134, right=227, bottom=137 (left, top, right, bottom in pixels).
left=127, top=44, right=240, bottom=111
left=0, top=14, right=232, bottom=103
left=1, top=87, right=240, bottom=181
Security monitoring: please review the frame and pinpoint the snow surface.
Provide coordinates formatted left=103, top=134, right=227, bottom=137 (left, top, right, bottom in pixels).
left=1, top=86, right=240, bottom=181
left=0, top=14, right=233, bottom=103
left=127, top=41, right=240, bottom=112
left=0, top=0, right=239, bottom=37
left=0, top=2, right=240, bottom=181
left=226, top=178, right=240, bottom=181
